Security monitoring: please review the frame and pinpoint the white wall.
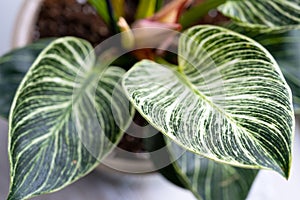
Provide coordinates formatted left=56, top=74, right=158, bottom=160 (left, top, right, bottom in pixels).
left=0, top=0, right=24, bottom=55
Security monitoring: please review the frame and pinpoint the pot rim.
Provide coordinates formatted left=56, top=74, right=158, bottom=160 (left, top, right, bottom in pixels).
left=12, top=0, right=43, bottom=49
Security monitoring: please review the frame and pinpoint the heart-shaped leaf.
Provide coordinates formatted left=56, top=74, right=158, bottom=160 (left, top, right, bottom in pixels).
left=8, top=37, right=133, bottom=200
left=0, top=39, right=53, bottom=119
left=123, top=25, right=294, bottom=178
left=219, top=1, right=300, bottom=31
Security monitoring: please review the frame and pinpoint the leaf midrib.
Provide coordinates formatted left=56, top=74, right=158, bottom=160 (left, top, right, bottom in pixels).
left=10, top=65, right=101, bottom=199
left=175, top=68, right=228, bottom=118
left=174, top=67, right=278, bottom=169
left=13, top=64, right=100, bottom=169
left=46, top=66, right=100, bottom=140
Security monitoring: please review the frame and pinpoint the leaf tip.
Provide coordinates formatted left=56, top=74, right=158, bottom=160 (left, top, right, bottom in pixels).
left=282, top=160, right=292, bottom=180
left=7, top=190, right=24, bottom=200
left=7, top=181, right=26, bottom=200
left=272, top=155, right=292, bottom=180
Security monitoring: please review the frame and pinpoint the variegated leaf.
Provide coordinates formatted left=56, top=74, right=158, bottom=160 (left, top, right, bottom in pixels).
left=219, top=0, right=300, bottom=31
left=253, top=30, right=300, bottom=114
left=225, top=24, right=300, bottom=114
left=143, top=132, right=187, bottom=189
left=8, top=37, right=133, bottom=200
left=0, top=39, right=53, bottom=119
left=123, top=25, right=294, bottom=178
left=145, top=133, right=257, bottom=200
left=165, top=137, right=258, bottom=200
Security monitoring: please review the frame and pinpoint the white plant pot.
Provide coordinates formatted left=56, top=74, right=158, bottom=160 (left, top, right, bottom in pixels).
left=12, top=0, right=43, bottom=48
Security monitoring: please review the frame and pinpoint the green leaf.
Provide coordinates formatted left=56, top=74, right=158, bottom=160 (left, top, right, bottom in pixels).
left=146, top=132, right=257, bottom=200
left=253, top=30, right=300, bottom=114
left=123, top=25, right=294, bottom=178
left=88, top=0, right=120, bottom=33
left=225, top=24, right=300, bottom=114
left=135, top=0, right=157, bottom=19
left=165, top=136, right=258, bottom=200
left=219, top=0, right=300, bottom=31
left=155, top=0, right=164, bottom=11
left=111, top=0, right=125, bottom=19
left=143, top=133, right=187, bottom=189
left=88, top=0, right=110, bottom=24
left=145, top=131, right=257, bottom=200
left=180, top=0, right=226, bottom=29
left=8, top=37, right=133, bottom=200
left=0, top=39, right=53, bottom=119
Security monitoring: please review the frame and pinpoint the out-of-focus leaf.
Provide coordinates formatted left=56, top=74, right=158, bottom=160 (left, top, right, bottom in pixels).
left=0, top=39, right=53, bottom=119
left=166, top=136, right=258, bottom=200
left=135, top=0, right=157, bottom=19
left=88, top=0, right=110, bottom=24
left=219, top=1, right=300, bottom=31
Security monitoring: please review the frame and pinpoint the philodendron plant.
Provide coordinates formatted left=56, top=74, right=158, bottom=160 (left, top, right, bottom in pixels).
left=1, top=0, right=300, bottom=199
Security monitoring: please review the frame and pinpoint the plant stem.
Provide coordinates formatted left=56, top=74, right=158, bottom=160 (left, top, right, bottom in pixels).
left=180, top=0, right=226, bottom=29
left=135, top=0, right=157, bottom=19
left=105, top=0, right=118, bottom=33
left=111, top=0, right=125, bottom=19
left=155, top=57, right=178, bottom=70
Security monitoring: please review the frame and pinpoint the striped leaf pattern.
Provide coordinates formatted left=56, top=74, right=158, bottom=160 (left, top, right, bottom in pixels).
left=8, top=37, right=132, bottom=200
left=165, top=137, right=258, bottom=200
left=218, top=0, right=300, bottom=31
left=225, top=23, right=300, bottom=113
left=145, top=133, right=257, bottom=200
left=0, top=39, right=53, bottom=119
left=252, top=30, right=300, bottom=114
left=123, top=25, right=294, bottom=178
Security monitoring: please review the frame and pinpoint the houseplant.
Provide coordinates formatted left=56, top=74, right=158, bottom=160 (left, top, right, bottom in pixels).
left=0, top=0, right=300, bottom=199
